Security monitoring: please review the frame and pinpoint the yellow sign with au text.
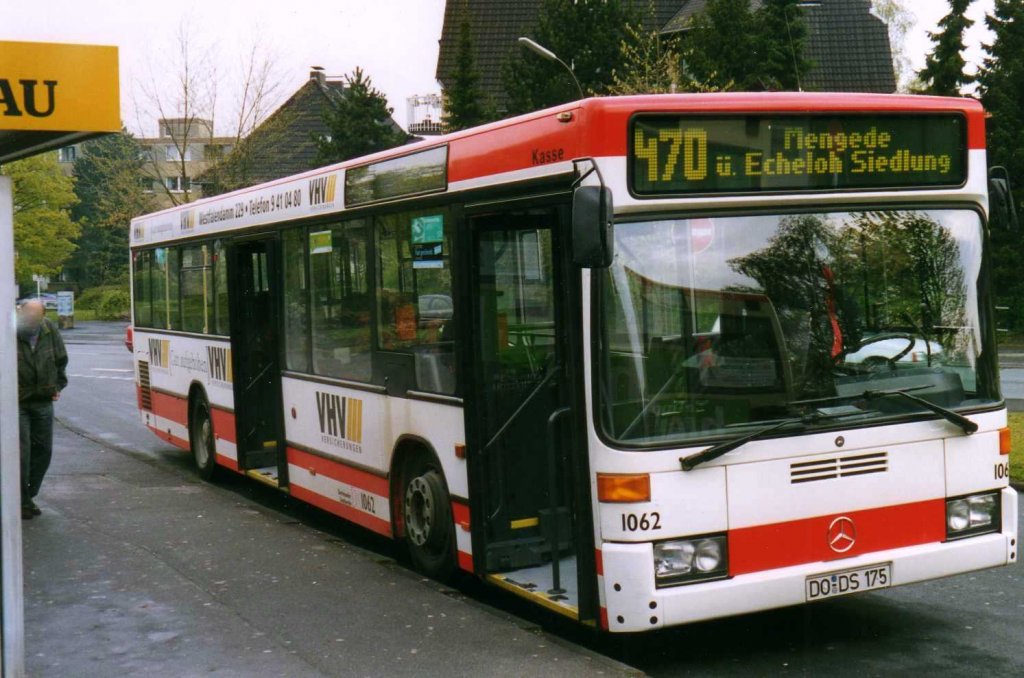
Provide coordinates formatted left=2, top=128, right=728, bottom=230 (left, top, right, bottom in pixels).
left=0, top=41, right=119, bottom=133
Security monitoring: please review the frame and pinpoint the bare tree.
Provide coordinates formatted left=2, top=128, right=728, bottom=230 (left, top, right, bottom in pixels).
left=134, top=22, right=285, bottom=205
left=871, top=0, right=916, bottom=91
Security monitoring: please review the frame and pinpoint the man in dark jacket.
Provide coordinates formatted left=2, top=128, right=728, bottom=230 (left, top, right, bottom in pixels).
left=17, top=299, right=68, bottom=519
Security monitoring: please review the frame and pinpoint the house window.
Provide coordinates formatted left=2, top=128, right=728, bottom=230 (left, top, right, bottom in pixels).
left=57, top=146, right=76, bottom=163
left=164, top=176, right=190, bottom=192
left=138, top=177, right=155, bottom=192
left=165, top=145, right=193, bottom=162
left=204, top=144, right=225, bottom=161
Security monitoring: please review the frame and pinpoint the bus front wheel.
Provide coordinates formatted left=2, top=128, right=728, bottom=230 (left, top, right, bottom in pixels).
left=189, top=395, right=218, bottom=482
left=402, top=455, right=456, bottom=581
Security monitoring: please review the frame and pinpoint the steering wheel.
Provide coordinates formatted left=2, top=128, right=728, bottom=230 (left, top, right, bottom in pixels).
left=833, top=332, right=917, bottom=370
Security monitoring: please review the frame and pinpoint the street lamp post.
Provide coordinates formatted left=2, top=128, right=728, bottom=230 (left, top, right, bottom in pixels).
left=517, top=37, right=585, bottom=100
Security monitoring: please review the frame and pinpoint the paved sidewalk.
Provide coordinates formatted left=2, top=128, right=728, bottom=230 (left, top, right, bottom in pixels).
left=22, top=420, right=633, bottom=677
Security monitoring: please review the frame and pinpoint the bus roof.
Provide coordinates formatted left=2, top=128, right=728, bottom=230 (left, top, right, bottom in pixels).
left=130, top=92, right=986, bottom=247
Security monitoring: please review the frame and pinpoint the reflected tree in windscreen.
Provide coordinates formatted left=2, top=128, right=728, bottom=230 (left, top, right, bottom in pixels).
left=835, top=211, right=967, bottom=359
left=728, top=214, right=862, bottom=399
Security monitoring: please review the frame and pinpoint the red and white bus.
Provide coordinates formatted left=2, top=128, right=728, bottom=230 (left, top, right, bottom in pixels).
left=129, top=93, right=1018, bottom=632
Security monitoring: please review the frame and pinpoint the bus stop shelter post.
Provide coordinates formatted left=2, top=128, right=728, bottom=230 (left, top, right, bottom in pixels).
left=0, top=175, right=26, bottom=677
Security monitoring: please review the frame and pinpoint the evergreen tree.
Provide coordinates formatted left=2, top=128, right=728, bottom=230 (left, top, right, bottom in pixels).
left=684, top=0, right=757, bottom=90
left=316, top=67, right=408, bottom=164
left=684, top=0, right=811, bottom=91
left=68, top=132, right=155, bottom=288
left=758, top=0, right=813, bottom=90
left=978, top=0, right=1024, bottom=328
left=1, top=153, right=80, bottom=287
left=442, top=11, right=496, bottom=131
left=917, top=0, right=975, bottom=96
left=502, top=0, right=642, bottom=115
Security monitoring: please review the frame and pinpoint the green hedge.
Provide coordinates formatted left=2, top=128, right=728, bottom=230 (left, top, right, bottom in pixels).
left=76, top=285, right=131, bottom=321
left=97, top=289, right=131, bottom=321
left=77, top=285, right=124, bottom=310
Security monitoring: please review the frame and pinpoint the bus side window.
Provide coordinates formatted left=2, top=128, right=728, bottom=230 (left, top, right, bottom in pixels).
left=283, top=227, right=311, bottom=372
left=310, top=219, right=372, bottom=381
left=166, top=247, right=181, bottom=331
left=375, top=209, right=455, bottom=395
left=180, top=245, right=209, bottom=333
left=133, top=250, right=152, bottom=327
left=214, top=240, right=230, bottom=335
left=151, top=247, right=169, bottom=330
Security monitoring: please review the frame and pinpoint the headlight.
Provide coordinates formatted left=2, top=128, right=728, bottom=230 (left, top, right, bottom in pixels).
left=946, top=492, right=1000, bottom=539
left=654, top=535, right=728, bottom=587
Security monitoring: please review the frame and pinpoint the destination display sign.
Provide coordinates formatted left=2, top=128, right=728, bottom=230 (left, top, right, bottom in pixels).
left=629, top=114, right=966, bottom=196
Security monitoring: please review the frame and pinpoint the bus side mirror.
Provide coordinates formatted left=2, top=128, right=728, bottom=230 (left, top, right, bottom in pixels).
left=989, top=166, right=1019, bottom=231
left=571, top=185, right=614, bottom=268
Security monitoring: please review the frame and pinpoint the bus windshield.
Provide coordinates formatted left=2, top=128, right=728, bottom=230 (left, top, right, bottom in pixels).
left=598, top=209, right=998, bottom=448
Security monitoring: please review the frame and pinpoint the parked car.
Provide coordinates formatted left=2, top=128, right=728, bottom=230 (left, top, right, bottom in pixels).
left=17, top=292, right=58, bottom=310
left=844, top=334, right=944, bottom=366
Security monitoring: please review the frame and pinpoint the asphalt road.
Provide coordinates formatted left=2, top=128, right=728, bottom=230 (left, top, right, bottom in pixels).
left=30, top=321, right=1024, bottom=676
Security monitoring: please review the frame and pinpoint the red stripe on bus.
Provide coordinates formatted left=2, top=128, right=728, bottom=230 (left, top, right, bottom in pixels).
left=451, top=500, right=470, bottom=531
left=147, top=424, right=189, bottom=451
left=286, top=447, right=389, bottom=496
left=595, top=549, right=603, bottom=576
left=289, top=484, right=392, bottom=537
left=600, top=607, right=609, bottom=631
left=149, top=390, right=188, bottom=426
left=729, top=498, right=946, bottom=576
left=215, top=453, right=241, bottom=473
left=210, top=408, right=236, bottom=443
left=458, top=550, right=474, bottom=573
left=448, top=114, right=581, bottom=183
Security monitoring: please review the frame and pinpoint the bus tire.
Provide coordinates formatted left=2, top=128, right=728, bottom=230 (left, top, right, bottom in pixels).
left=189, top=395, right=218, bottom=482
left=402, top=454, right=456, bottom=581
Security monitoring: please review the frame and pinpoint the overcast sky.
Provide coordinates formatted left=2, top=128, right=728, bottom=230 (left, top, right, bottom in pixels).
left=4, top=0, right=997, bottom=136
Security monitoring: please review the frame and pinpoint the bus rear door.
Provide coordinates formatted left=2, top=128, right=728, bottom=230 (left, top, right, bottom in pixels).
left=228, top=236, right=287, bottom=487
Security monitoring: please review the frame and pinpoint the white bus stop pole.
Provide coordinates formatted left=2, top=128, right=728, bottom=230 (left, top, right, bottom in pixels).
left=0, top=175, right=26, bottom=677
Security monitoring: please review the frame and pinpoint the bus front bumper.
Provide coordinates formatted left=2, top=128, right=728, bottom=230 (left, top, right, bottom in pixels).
left=601, top=487, right=1018, bottom=633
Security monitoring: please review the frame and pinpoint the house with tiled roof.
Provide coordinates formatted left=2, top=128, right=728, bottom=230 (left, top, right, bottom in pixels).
left=200, top=69, right=405, bottom=195
left=436, top=0, right=895, bottom=114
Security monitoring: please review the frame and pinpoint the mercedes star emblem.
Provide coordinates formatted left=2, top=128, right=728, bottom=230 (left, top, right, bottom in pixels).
left=827, top=516, right=857, bottom=553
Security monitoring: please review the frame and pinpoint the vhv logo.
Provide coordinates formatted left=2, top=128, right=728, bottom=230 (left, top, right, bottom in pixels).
left=308, top=174, right=337, bottom=210
left=148, top=338, right=170, bottom=369
left=315, top=391, right=363, bottom=452
left=180, top=210, right=196, bottom=232
left=206, top=346, right=232, bottom=383
left=0, top=79, right=57, bottom=118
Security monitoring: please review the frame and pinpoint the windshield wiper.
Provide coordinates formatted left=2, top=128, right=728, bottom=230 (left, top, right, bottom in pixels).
left=793, top=386, right=978, bottom=435
left=680, top=411, right=841, bottom=472
left=679, top=386, right=978, bottom=472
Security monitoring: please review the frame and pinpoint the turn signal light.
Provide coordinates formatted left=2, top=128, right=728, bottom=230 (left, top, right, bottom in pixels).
left=1000, top=427, right=1012, bottom=456
left=597, top=473, right=651, bottom=503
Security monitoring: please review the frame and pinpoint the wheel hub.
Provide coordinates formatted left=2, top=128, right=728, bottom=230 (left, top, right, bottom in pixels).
left=404, top=474, right=438, bottom=547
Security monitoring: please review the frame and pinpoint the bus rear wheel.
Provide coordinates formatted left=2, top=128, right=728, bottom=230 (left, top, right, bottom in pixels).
left=189, top=395, right=218, bottom=482
left=402, top=455, right=456, bottom=581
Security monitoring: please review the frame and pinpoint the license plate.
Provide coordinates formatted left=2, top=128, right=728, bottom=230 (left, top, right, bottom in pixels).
left=805, top=563, right=891, bottom=602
